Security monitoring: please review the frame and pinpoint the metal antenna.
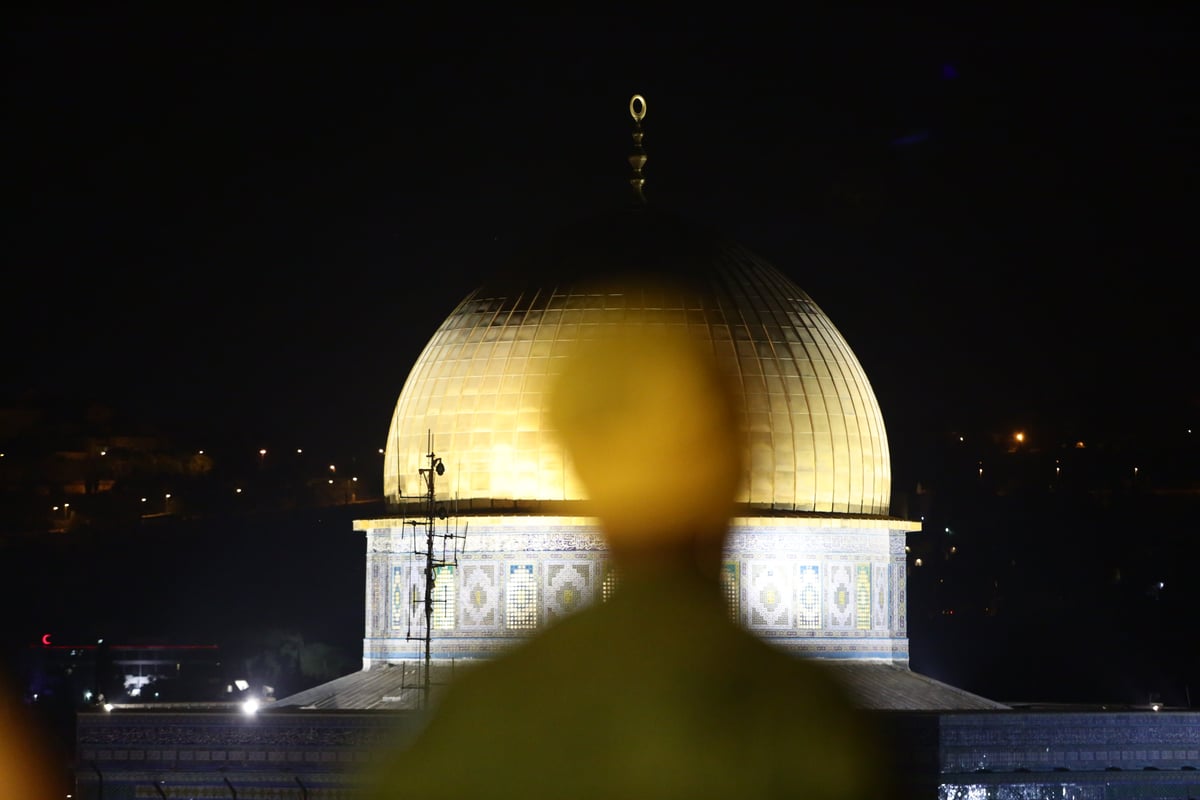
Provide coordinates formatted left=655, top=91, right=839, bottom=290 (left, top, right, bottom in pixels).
left=403, top=430, right=465, bottom=709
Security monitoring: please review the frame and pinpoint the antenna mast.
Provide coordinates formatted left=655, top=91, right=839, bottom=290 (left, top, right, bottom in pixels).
left=404, top=430, right=466, bottom=709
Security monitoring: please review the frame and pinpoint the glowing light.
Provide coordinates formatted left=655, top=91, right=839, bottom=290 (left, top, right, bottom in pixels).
left=329, top=464, right=336, bottom=472
left=259, top=449, right=267, bottom=455
left=99, top=450, right=106, bottom=456
left=378, top=448, right=385, bottom=454
left=352, top=476, right=358, bottom=482
left=328, top=479, right=334, bottom=484
left=42, top=634, right=52, bottom=645
left=914, top=558, right=923, bottom=567
left=198, top=450, right=205, bottom=454
left=103, top=703, right=114, bottom=712
left=1151, top=703, right=1162, bottom=712
left=235, top=488, right=243, bottom=494
left=1014, top=431, right=1025, bottom=443
left=234, top=679, right=249, bottom=691
left=243, top=698, right=259, bottom=714
left=296, top=448, right=303, bottom=454
left=140, top=497, right=147, bottom=503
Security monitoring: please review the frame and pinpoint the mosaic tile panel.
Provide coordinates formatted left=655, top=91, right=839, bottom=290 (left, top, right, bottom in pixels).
left=827, top=563, right=855, bottom=630
left=855, top=564, right=871, bottom=630
left=873, top=563, right=889, bottom=631
left=459, top=562, right=499, bottom=629
left=545, top=561, right=592, bottom=623
left=796, top=564, right=821, bottom=629
left=431, top=565, right=456, bottom=630
left=747, top=561, right=792, bottom=629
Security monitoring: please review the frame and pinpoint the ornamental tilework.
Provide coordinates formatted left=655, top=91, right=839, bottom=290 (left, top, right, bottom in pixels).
left=827, top=563, right=855, bottom=630
left=459, top=562, right=499, bottom=629
left=431, top=565, right=456, bottom=630
left=873, top=563, right=889, bottom=631
left=370, top=559, right=387, bottom=635
left=796, top=564, right=821, bottom=629
left=545, top=561, right=592, bottom=623
left=389, top=565, right=406, bottom=631
left=747, top=561, right=792, bottom=629
left=361, top=518, right=913, bottom=663
left=721, top=562, right=738, bottom=622
left=855, top=564, right=871, bottom=630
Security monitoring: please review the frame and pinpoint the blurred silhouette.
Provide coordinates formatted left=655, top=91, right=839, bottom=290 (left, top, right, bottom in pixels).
left=0, top=672, right=59, bottom=800
left=367, top=297, right=889, bottom=799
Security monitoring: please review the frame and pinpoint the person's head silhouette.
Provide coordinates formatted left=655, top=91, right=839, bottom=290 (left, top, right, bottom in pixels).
left=548, top=302, right=744, bottom=580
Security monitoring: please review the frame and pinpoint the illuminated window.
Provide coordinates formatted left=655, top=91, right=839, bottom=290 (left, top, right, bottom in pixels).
left=391, top=566, right=407, bottom=630
left=797, top=565, right=821, bottom=629
left=601, top=564, right=621, bottom=603
left=506, top=564, right=537, bottom=629
left=721, top=562, right=738, bottom=622
left=432, top=565, right=456, bottom=630
left=855, top=565, right=871, bottom=630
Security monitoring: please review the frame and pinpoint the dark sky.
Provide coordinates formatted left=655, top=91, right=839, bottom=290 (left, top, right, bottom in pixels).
left=6, top=9, right=1197, bottom=465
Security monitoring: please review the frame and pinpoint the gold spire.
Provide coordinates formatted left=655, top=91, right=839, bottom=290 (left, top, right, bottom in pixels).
left=628, top=94, right=648, bottom=204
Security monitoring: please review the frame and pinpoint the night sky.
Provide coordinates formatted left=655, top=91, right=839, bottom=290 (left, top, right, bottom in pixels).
left=9, top=9, right=1196, bottom=464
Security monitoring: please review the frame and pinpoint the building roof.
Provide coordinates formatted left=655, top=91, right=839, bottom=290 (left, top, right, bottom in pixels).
left=273, top=661, right=1006, bottom=713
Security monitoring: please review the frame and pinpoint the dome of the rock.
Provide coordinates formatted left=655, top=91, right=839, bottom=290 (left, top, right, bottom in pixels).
left=384, top=207, right=892, bottom=516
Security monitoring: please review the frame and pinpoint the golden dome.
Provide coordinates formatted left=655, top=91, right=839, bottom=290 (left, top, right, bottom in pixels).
left=383, top=208, right=891, bottom=516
